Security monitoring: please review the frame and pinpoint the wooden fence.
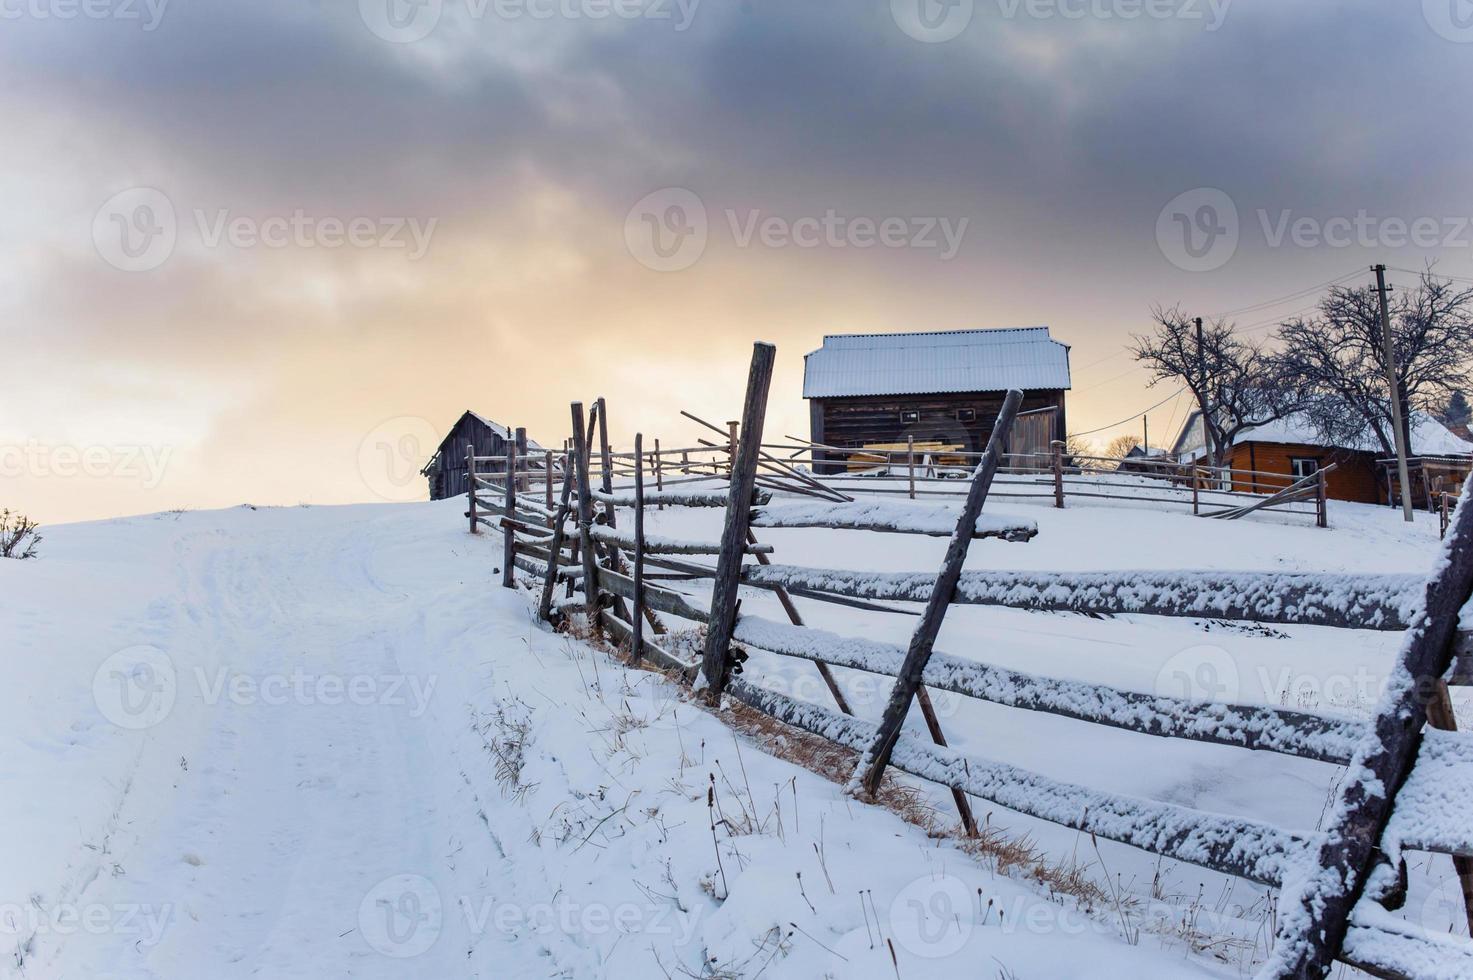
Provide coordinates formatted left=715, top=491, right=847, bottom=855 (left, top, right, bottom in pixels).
left=465, top=342, right=1473, bottom=980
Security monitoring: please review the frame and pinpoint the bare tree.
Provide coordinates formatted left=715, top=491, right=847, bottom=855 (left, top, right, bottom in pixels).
left=1277, top=268, right=1473, bottom=458
left=1103, top=434, right=1141, bottom=459
left=0, top=510, right=41, bottom=560
left=1131, top=307, right=1300, bottom=468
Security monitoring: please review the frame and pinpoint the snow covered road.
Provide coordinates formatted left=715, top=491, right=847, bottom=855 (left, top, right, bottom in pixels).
left=1, top=495, right=1457, bottom=978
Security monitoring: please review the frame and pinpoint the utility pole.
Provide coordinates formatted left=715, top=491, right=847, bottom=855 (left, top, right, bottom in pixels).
left=1194, top=317, right=1217, bottom=472
left=1374, top=264, right=1414, bottom=522
left=1142, top=415, right=1149, bottom=458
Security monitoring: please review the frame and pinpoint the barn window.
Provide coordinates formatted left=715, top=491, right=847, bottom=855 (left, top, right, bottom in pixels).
left=900, top=410, right=920, bottom=424
left=956, top=408, right=976, bottom=423
left=1290, top=457, right=1319, bottom=479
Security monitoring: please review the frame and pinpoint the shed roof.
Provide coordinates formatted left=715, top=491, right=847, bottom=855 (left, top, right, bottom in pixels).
left=802, top=327, right=1071, bottom=399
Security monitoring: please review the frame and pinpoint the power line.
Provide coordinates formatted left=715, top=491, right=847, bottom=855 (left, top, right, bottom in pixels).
left=1068, top=386, right=1185, bottom=438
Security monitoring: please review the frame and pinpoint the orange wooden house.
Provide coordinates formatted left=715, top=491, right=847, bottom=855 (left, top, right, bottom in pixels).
left=1170, top=409, right=1473, bottom=507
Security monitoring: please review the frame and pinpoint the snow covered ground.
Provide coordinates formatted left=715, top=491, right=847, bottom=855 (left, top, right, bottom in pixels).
left=0, top=488, right=1465, bottom=978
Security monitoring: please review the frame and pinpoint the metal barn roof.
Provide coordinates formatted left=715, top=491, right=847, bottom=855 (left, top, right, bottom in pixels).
left=802, top=327, right=1071, bottom=399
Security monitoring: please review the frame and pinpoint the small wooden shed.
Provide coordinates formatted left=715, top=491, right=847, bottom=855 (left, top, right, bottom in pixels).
left=422, top=411, right=545, bottom=501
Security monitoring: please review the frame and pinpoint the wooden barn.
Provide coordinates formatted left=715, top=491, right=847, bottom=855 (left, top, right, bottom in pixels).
left=421, top=411, right=547, bottom=501
left=1171, top=409, right=1473, bottom=507
left=803, top=327, right=1071, bottom=473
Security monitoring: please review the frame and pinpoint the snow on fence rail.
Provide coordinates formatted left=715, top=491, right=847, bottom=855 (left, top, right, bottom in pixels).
left=466, top=341, right=1473, bottom=980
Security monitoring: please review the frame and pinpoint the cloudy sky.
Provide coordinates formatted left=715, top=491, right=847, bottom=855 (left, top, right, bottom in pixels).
left=4, top=0, right=1473, bottom=522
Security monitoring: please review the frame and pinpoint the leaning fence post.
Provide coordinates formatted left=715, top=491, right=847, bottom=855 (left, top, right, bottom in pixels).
left=654, top=437, right=664, bottom=508
left=853, top=389, right=1025, bottom=799
left=1264, top=479, right=1473, bottom=977
left=701, top=342, right=777, bottom=697
left=632, top=433, right=647, bottom=663
left=1051, top=439, right=1065, bottom=509
left=502, top=430, right=519, bottom=588
left=544, top=449, right=555, bottom=518
left=1191, top=467, right=1200, bottom=516
left=570, top=403, right=603, bottom=632
left=727, top=420, right=739, bottom=477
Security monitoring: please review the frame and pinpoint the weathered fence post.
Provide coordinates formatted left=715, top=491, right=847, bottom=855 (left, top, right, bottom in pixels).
left=727, top=420, right=739, bottom=477
left=515, top=426, right=528, bottom=493
left=701, top=342, right=777, bottom=697
left=467, top=444, right=479, bottom=534
left=1316, top=467, right=1328, bottom=529
left=1051, top=439, right=1065, bottom=509
left=1191, top=466, right=1200, bottom=516
left=538, top=454, right=574, bottom=622
left=907, top=435, right=916, bottom=500
left=632, top=433, right=646, bottom=663
left=570, top=403, right=603, bottom=632
left=654, top=437, right=664, bottom=508
left=502, top=431, right=519, bottom=588
left=853, top=389, right=1024, bottom=799
left=1264, top=480, right=1473, bottom=978
left=545, top=449, right=555, bottom=517
left=1426, top=678, right=1473, bottom=937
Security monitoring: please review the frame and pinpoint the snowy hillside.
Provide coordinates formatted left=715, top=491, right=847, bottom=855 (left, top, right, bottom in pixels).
left=0, top=493, right=1464, bottom=978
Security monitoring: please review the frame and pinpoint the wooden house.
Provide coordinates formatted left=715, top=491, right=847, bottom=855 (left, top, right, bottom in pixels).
left=802, top=327, right=1071, bottom=473
left=421, top=411, right=546, bottom=501
left=1170, top=409, right=1473, bottom=508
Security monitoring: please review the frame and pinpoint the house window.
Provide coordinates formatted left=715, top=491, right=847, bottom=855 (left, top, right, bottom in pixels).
left=1290, top=457, right=1319, bottom=479
left=956, top=408, right=976, bottom=423
left=900, top=410, right=919, bottom=424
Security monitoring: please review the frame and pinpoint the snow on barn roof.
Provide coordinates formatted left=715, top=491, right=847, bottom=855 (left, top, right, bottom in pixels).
left=802, top=327, right=1071, bottom=399
left=1233, top=411, right=1473, bottom=457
